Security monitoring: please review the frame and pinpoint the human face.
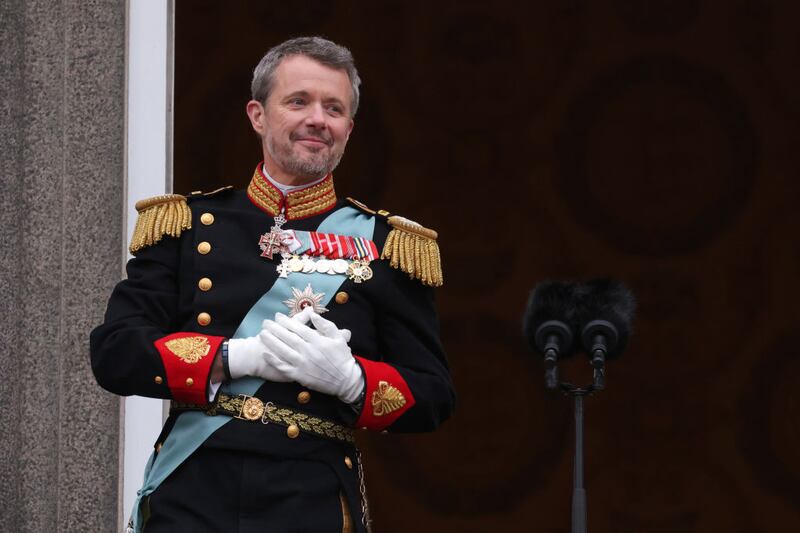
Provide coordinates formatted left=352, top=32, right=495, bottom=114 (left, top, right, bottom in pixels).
left=246, top=55, right=355, bottom=185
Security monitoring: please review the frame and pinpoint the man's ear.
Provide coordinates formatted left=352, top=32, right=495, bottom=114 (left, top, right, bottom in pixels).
left=245, top=100, right=266, bottom=135
left=346, top=118, right=354, bottom=140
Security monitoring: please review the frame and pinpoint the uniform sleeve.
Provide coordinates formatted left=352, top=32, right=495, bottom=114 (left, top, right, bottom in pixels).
left=354, top=265, right=455, bottom=432
left=89, top=237, right=223, bottom=405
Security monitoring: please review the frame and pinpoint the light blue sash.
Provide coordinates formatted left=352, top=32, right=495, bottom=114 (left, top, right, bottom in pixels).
left=132, top=206, right=374, bottom=531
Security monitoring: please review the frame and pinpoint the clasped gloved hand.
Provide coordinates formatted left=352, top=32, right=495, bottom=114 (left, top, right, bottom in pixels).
left=259, top=308, right=364, bottom=404
left=227, top=332, right=293, bottom=382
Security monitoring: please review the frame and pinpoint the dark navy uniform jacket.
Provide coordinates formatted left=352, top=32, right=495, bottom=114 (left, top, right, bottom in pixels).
left=90, top=167, right=455, bottom=531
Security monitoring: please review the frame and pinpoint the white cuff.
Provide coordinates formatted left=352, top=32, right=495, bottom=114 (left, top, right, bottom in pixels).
left=207, top=380, right=222, bottom=402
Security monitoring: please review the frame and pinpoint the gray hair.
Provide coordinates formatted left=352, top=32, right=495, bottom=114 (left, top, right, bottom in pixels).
left=251, top=36, right=361, bottom=117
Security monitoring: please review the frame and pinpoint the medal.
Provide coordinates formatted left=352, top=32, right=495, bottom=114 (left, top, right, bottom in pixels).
left=315, top=258, right=332, bottom=274
left=258, top=211, right=288, bottom=260
left=258, top=210, right=289, bottom=259
left=301, top=255, right=316, bottom=273
left=259, top=220, right=378, bottom=283
left=332, top=259, right=349, bottom=274
left=347, top=259, right=373, bottom=283
left=276, top=257, right=291, bottom=278
left=282, top=284, right=329, bottom=317
left=288, top=255, right=304, bottom=272
left=259, top=231, right=285, bottom=259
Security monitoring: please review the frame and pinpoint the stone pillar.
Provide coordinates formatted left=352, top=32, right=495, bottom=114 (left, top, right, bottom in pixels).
left=0, top=0, right=126, bottom=531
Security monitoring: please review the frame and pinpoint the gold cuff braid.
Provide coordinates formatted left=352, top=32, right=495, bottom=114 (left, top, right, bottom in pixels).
left=130, top=194, right=191, bottom=254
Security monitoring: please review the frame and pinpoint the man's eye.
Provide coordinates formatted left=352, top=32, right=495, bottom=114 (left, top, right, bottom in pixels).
left=327, top=105, right=343, bottom=115
left=289, top=98, right=305, bottom=106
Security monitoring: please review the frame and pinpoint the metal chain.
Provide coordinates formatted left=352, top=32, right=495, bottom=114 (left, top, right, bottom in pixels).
left=356, top=450, right=373, bottom=533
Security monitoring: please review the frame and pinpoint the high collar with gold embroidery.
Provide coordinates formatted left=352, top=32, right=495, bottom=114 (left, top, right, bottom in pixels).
left=246, top=164, right=337, bottom=220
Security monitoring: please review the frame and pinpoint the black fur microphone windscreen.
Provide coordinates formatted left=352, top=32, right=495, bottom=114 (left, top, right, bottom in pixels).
left=574, top=279, right=636, bottom=358
left=522, top=281, right=579, bottom=357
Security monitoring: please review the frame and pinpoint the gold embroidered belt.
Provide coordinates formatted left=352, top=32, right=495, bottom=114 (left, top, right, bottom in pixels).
left=170, top=392, right=355, bottom=444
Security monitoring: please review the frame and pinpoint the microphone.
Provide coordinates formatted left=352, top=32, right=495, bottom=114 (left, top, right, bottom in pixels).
left=575, top=279, right=636, bottom=388
left=523, top=281, right=579, bottom=389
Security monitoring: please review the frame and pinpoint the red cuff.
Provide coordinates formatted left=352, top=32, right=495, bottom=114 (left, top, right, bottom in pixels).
left=354, top=356, right=415, bottom=431
left=154, top=332, right=225, bottom=404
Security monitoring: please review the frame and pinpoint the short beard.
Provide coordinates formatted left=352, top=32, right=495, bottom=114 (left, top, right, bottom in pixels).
left=267, top=136, right=344, bottom=182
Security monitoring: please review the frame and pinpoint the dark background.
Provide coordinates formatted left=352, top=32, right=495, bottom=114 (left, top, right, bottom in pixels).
left=174, top=1, right=800, bottom=530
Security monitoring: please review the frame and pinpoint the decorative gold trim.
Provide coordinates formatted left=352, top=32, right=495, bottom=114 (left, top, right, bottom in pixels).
left=345, top=197, right=377, bottom=215
left=247, top=165, right=337, bottom=219
left=387, top=215, right=438, bottom=240
left=130, top=194, right=191, bottom=253
left=381, top=216, right=443, bottom=287
left=164, top=336, right=211, bottom=364
left=177, top=393, right=356, bottom=444
left=266, top=404, right=355, bottom=443
left=371, top=381, right=407, bottom=417
left=203, top=185, right=233, bottom=196
left=247, top=173, right=282, bottom=216
left=241, top=397, right=265, bottom=420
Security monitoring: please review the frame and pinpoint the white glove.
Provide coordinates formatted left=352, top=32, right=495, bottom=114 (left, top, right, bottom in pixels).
left=259, top=310, right=364, bottom=403
left=227, top=334, right=292, bottom=382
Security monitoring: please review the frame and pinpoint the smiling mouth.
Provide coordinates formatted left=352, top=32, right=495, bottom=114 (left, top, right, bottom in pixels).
left=293, top=135, right=331, bottom=147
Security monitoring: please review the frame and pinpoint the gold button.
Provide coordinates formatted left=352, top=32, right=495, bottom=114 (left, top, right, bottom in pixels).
left=197, top=241, right=211, bottom=254
left=198, top=277, right=212, bottom=291
left=154, top=376, right=163, bottom=385
left=197, top=312, right=211, bottom=326
left=297, top=391, right=311, bottom=404
left=344, top=456, right=353, bottom=469
left=200, top=212, right=215, bottom=225
left=185, top=378, right=194, bottom=387
left=155, top=442, right=163, bottom=452
left=287, top=424, right=300, bottom=439
left=335, top=291, right=349, bottom=304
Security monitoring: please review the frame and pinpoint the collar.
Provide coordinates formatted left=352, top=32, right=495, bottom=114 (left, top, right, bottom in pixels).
left=246, top=163, right=338, bottom=220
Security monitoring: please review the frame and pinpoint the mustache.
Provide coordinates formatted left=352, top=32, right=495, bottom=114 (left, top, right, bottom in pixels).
left=290, top=131, right=332, bottom=146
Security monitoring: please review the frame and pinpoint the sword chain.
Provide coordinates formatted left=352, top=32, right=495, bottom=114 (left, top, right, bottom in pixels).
left=356, top=450, right=373, bottom=533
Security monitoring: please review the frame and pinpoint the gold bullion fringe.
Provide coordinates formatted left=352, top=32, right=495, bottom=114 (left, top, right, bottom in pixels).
left=381, top=216, right=443, bottom=287
left=130, top=194, right=191, bottom=254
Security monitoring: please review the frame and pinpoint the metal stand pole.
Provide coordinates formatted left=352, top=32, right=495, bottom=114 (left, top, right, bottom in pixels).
left=571, top=392, right=587, bottom=533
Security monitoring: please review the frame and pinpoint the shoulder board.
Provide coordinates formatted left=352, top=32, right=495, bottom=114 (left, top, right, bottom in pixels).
left=129, top=194, right=191, bottom=254
left=346, top=197, right=391, bottom=218
left=346, top=198, right=443, bottom=287
left=186, top=185, right=234, bottom=200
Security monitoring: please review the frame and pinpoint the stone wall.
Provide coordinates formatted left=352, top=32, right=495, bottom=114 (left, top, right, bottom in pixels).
left=0, top=0, right=125, bottom=530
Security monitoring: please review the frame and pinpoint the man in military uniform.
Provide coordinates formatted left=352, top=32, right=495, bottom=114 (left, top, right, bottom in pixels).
left=90, top=36, right=454, bottom=532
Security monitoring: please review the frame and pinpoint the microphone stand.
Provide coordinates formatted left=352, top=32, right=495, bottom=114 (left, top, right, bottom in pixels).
left=558, top=372, right=602, bottom=533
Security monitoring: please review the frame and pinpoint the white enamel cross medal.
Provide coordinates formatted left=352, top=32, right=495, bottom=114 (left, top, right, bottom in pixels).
left=258, top=211, right=287, bottom=260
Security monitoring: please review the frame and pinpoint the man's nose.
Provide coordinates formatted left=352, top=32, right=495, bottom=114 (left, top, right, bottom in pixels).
left=304, top=102, right=327, bottom=128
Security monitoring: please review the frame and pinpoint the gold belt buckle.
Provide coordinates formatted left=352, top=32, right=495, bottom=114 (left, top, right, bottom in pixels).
left=235, top=394, right=265, bottom=421
left=234, top=394, right=275, bottom=425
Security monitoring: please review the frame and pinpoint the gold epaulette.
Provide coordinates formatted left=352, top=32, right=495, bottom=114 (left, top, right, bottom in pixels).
left=129, top=194, right=191, bottom=254
left=383, top=215, right=443, bottom=287
left=346, top=198, right=443, bottom=287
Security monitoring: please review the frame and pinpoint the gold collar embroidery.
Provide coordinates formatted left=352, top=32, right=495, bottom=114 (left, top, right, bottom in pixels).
left=247, top=164, right=337, bottom=220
